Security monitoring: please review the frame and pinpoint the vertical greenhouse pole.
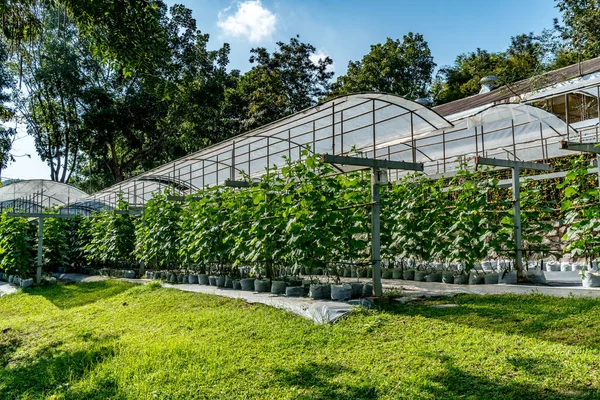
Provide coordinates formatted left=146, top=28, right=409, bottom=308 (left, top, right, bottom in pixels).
left=474, top=157, right=551, bottom=279
left=371, top=167, right=382, bottom=296
left=37, top=217, right=43, bottom=283
left=322, top=154, right=423, bottom=296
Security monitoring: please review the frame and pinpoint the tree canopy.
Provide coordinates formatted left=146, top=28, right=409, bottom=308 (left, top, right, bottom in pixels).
left=330, top=33, right=435, bottom=99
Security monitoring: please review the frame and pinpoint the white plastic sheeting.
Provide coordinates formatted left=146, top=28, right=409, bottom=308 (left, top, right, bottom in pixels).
left=0, top=180, right=87, bottom=213
left=395, top=103, right=575, bottom=176
left=525, top=71, right=600, bottom=102
left=76, top=94, right=575, bottom=208
left=163, top=283, right=373, bottom=324
left=85, top=93, right=455, bottom=207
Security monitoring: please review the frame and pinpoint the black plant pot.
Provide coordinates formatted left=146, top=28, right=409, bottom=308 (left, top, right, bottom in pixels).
left=240, top=278, right=255, bottom=291
left=271, top=281, right=287, bottom=295
left=309, top=284, right=331, bottom=300
left=402, top=270, right=415, bottom=280
left=254, top=279, right=270, bottom=293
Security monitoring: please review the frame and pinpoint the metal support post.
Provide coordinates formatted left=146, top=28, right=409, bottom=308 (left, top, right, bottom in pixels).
left=475, top=157, right=551, bottom=280
left=321, top=154, right=422, bottom=296
left=512, top=166, right=523, bottom=279
left=37, top=217, right=43, bottom=284
left=371, top=167, right=382, bottom=297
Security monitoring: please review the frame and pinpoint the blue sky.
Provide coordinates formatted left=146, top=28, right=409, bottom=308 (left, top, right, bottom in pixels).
left=5, top=0, right=560, bottom=181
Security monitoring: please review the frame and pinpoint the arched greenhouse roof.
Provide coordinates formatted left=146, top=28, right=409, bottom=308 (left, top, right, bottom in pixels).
left=406, top=103, right=577, bottom=176
left=80, top=93, right=577, bottom=208
left=0, top=180, right=88, bottom=213
left=85, top=93, right=455, bottom=207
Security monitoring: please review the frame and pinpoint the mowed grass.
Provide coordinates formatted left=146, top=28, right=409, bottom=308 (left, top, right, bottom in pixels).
left=1, top=281, right=600, bottom=399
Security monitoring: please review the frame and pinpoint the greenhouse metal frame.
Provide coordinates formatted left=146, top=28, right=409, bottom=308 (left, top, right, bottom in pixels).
left=59, top=92, right=578, bottom=213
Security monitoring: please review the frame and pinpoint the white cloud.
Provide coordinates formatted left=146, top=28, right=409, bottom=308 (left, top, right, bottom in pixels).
left=310, top=50, right=335, bottom=72
left=217, top=1, right=277, bottom=42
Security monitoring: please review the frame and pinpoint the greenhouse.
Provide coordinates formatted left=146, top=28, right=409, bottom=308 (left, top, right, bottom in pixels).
left=0, top=180, right=87, bottom=214
left=71, top=93, right=576, bottom=211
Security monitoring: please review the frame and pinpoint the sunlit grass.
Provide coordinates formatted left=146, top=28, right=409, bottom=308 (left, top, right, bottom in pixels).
left=1, top=280, right=599, bottom=399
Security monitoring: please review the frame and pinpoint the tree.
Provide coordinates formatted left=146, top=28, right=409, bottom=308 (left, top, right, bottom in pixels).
left=554, top=0, right=600, bottom=65
left=330, top=33, right=435, bottom=99
left=432, top=33, right=548, bottom=105
left=225, top=36, right=334, bottom=133
left=1, top=0, right=167, bottom=77
left=0, top=39, right=16, bottom=176
left=78, top=4, right=235, bottom=188
left=13, top=4, right=90, bottom=182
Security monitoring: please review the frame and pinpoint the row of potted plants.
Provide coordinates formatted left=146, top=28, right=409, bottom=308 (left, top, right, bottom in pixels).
left=142, top=269, right=373, bottom=301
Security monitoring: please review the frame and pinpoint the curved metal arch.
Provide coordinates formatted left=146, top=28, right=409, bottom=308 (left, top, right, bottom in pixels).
left=458, top=102, right=579, bottom=137
left=238, top=134, right=345, bottom=173
left=136, top=175, right=195, bottom=193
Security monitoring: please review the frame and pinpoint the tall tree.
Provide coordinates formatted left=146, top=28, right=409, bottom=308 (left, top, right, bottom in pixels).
left=554, top=0, right=600, bottom=67
left=225, top=36, right=334, bottom=133
left=13, top=4, right=92, bottom=182
left=79, top=4, right=234, bottom=188
left=330, top=33, right=435, bottom=99
left=0, top=39, right=15, bottom=177
left=1, top=0, right=167, bottom=77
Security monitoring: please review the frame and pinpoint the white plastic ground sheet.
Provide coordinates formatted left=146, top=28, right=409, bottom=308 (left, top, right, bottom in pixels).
left=162, top=283, right=372, bottom=324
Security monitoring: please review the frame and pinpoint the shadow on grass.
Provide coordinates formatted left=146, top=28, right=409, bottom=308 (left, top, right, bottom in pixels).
left=268, top=361, right=377, bottom=399
left=380, top=294, right=600, bottom=349
left=0, top=339, right=121, bottom=399
left=417, top=352, right=597, bottom=400
left=31, top=280, right=134, bottom=310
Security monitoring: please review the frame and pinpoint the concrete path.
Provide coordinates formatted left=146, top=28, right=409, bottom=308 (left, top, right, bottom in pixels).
left=0, top=282, right=17, bottom=297
left=51, top=273, right=108, bottom=283
left=3, top=270, right=598, bottom=322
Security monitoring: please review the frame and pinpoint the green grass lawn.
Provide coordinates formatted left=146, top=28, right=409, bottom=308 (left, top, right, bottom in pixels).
left=1, top=281, right=600, bottom=399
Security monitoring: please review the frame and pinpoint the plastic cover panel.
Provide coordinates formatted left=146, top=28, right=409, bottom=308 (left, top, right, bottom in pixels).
left=0, top=180, right=88, bottom=213
left=79, top=95, right=575, bottom=208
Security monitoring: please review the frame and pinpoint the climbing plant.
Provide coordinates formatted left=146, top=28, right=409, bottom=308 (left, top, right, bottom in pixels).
left=0, top=211, right=35, bottom=276
left=559, top=155, right=600, bottom=269
left=84, top=198, right=136, bottom=267
left=135, top=190, right=183, bottom=270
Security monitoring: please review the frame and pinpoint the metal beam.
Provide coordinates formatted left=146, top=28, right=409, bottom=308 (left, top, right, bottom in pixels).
left=166, top=195, right=201, bottom=202
left=561, top=141, right=600, bottom=154
left=224, top=179, right=252, bottom=188
left=474, top=156, right=552, bottom=171
left=322, top=154, right=423, bottom=172
left=496, top=168, right=598, bottom=188
left=6, top=212, right=77, bottom=219
left=114, top=210, right=142, bottom=215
